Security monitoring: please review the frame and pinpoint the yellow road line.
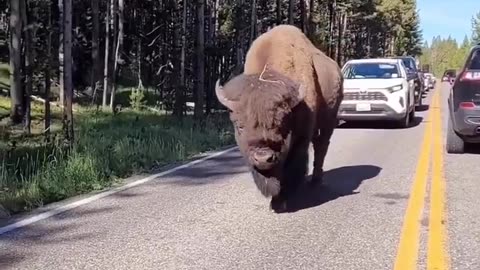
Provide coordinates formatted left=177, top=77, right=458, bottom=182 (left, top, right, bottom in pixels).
left=426, top=89, right=450, bottom=270
left=393, top=93, right=434, bottom=270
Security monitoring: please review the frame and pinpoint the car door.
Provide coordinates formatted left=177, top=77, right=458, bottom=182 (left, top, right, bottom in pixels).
left=400, top=61, right=415, bottom=107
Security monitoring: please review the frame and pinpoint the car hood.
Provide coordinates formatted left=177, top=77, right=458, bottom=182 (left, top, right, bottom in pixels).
left=344, top=78, right=405, bottom=90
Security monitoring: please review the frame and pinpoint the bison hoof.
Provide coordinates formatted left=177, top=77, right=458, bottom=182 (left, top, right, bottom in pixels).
left=270, top=197, right=288, bottom=213
left=310, top=174, right=324, bottom=186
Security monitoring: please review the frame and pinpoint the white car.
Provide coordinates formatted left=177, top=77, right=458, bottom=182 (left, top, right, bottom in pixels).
left=338, top=58, right=416, bottom=128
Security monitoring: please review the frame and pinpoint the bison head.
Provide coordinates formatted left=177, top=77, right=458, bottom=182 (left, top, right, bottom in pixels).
left=215, top=69, right=306, bottom=173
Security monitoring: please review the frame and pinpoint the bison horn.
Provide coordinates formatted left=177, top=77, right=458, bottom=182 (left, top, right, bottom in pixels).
left=215, top=79, right=238, bottom=111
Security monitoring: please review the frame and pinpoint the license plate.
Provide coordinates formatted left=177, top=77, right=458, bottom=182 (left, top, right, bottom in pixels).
left=355, top=103, right=371, bottom=111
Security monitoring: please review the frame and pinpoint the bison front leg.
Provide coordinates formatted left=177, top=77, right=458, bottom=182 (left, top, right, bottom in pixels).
left=270, top=140, right=309, bottom=213
left=311, top=122, right=336, bottom=186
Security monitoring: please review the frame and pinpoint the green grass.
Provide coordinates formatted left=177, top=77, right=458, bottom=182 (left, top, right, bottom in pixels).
left=0, top=62, right=10, bottom=120
left=0, top=96, right=235, bottom=215
left=0, top=62, right=8, bottom=92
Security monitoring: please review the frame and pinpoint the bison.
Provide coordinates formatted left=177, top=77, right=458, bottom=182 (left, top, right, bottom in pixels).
left=215, top=24, right=344, bottom=212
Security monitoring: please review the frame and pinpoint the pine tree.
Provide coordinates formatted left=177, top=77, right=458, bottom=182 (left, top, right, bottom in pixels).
left=472, top=11, right=480, bottom=44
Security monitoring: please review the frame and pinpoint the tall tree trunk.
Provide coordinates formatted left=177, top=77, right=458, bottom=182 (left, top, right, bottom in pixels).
left=250, top=0, right=257, bottom=43
left=328, top=0, right=336, bottom=58
left=336, top=12, right=344, bottom=65
left=288, top=0, right=294, bottom=25
left=307, top=0, right=314, bottom=37
left=276, top=0, right=281, bottom=25
left=174, top=0, right=188, bottom=117
left=390, top=35, right=395, bottom=56
left=20, top=0, right=33, bottom=134
left=195, top=0, right=205, bottom=119
left=9, top=0, right=23, bottom=124
left=300, top=0, right=307, bottom=33
left=110, top=0, right=123, bottom=111
left=91, top=0, right=100, bottom=104
left=63, top=0, right=74, bottom=144
left=58, top=0, right=64, bottom=106
left=173, top=9, right=182, bottom=117
left=214, top=0, right=220, bottom=33
left=45, top=0, right=52, bottom=142
left=180, top=0, right=187, bottom=115
left=135, top=8, right=143, bottom=89
left=102, top=0, right=111, bottom=107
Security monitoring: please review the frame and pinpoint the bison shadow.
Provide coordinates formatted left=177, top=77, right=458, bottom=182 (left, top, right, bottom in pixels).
left=283, top=165, right=382, bottom=213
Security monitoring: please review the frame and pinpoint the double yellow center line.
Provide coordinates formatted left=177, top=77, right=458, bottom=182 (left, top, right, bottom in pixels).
left=393, top=89, right=449, bottom=270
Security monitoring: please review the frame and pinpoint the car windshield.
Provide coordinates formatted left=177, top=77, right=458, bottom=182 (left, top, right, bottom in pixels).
left=443, top=70, right=456, bottom=77
left=343, top=62, right=400, bottom=79
left=466, top=49, right=480, bottom=70
left=401, top=59, right=416, bottom=70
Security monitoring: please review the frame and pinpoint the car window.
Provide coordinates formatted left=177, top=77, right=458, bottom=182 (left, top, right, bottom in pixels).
left=343, top=63, right=401, bottom=79
left=466, top=49, right=480, bottom=70
left=401, top=58, right=416, bottom=71
left=443, top=70, right=456, bottom=77
left=458, top=48, right=480, bottom=81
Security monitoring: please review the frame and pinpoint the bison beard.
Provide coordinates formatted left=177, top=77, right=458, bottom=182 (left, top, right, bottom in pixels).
left=251, top=169, right=281, bottom=197
left=250, top=134, right=310, bottom=212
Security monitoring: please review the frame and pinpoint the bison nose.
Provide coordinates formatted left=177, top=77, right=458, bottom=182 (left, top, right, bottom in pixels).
left=252, top=150, right=276, bottom=169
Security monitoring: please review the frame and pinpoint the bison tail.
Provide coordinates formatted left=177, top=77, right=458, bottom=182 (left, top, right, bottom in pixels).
left=251, top=169, right=281, bottom=197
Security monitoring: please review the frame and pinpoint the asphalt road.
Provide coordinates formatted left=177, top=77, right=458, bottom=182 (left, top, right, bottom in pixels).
left=0, top=82, right=479, bottom=270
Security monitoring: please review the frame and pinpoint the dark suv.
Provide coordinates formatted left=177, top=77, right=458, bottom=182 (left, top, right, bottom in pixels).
left=446, top=43, right=480, bottom=153
left=393, top=56, right=425, bottom=106
left=442, top=69, right=457, bottom=84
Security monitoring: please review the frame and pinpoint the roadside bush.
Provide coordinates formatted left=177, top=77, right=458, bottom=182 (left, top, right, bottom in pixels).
left=0, top=108, right=235, bottom=215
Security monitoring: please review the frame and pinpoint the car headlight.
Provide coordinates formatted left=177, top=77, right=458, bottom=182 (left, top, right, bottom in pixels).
left=388, top=84, right=403, bottom=92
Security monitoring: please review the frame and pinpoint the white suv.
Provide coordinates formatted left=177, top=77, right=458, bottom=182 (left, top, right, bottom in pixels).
left=337, top=58, right=416, bottom=128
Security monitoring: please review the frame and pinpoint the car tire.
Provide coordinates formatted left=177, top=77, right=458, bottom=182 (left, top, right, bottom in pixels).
left=409, top=103, right=415, bottom=122
left=398, top=108, right=411, bottom=128
left=417, top=95, right=422, bottom=106
left=446, top=116, right=465, bottom=154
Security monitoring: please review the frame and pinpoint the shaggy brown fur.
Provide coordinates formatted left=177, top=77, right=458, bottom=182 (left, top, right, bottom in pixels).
left=215, top=24, right=344, bottom=212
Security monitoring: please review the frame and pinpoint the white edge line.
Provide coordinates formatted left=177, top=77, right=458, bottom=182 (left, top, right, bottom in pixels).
left=0, top=146, right=239, bottom=236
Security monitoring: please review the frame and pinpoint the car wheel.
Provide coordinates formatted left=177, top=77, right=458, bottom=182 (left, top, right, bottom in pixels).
left=446, top=116, right=465, bottom=154
left=417, top=95, right=422, bottom=106
left=398, top=110, right=410, bottom=128
left=409, top=103, right=415, bottom=121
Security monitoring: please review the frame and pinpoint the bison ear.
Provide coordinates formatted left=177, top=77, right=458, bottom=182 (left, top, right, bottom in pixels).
left=289, top=83, right=306, bottom=108
left=215, top=79, right=239, bottom=111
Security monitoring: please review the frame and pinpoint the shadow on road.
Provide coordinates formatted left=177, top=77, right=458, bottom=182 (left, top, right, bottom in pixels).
left=0, top=205, right=119, bottom=267
left=338, top=116, right=423, bottom=130
left=284, top=165, right=382, bottom=213
left=464, top=143, right=480, bottom=154
left=0, top=253, right=26, bottom=269
left=164, top=150, right=249, bottom=186
left=415, top=104, right=429, bottom=112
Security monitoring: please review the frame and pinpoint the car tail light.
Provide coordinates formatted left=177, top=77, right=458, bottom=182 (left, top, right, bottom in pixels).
left=460, top=102, right=475, bottom=108
left=459, top=71, right=480, bottom=81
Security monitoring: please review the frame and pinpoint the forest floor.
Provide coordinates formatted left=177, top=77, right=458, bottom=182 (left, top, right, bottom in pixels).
left=0, top=64, right=235, bottom=217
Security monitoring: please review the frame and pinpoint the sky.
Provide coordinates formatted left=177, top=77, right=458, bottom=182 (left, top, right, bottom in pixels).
left=418, top=0, right=480, bottom=44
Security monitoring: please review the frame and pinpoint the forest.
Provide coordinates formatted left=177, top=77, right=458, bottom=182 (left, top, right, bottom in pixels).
left=0, top=0, right=425, bottom=216
left=419, top=11, right=480, bottom=77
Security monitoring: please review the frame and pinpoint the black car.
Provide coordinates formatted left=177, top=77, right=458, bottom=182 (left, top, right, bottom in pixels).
left=446, top=43, right=480, bottom=153
left=393, top=56, right=425, bottom=106
left=442, top=69, right=457, bottom=84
